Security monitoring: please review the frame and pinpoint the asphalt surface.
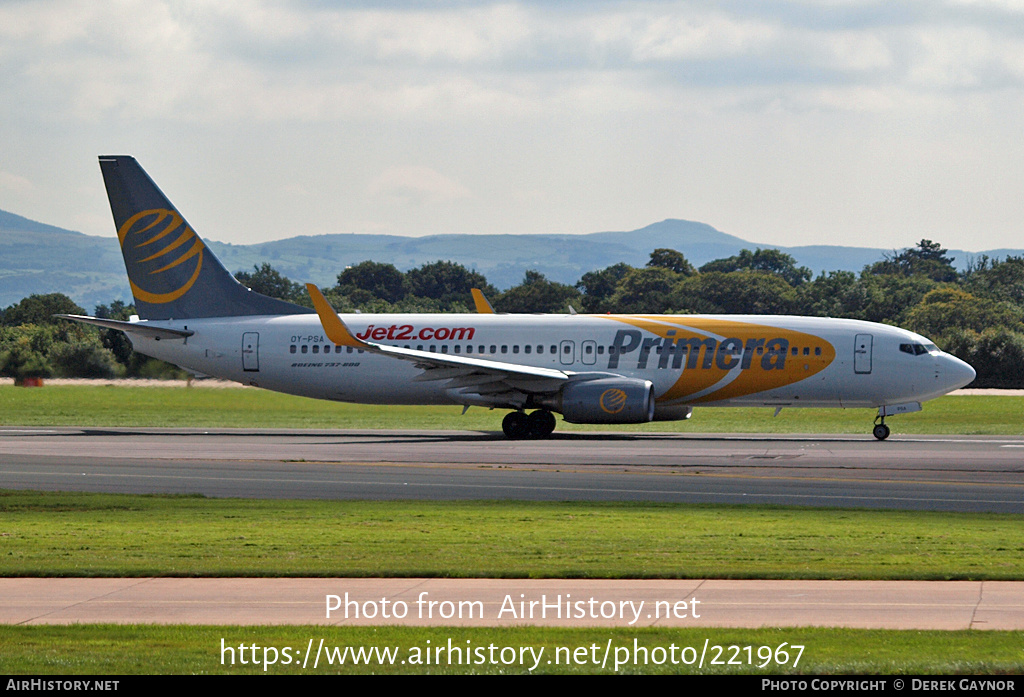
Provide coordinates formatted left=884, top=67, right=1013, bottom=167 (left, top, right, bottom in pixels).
left=0, top=427, right=1022, bottom=512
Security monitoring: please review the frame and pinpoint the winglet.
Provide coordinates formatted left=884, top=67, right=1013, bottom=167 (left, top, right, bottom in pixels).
left=305, top=284, right=367, bottom=348
left=471, top=288, right=494, bottom=314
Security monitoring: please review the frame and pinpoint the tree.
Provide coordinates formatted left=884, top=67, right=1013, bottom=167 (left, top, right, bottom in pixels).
left=94, top=300, right=137, bottom=368
left=962, top=256, right=1024, bottom=307
left=905, top=288, right=1021, bottom=338
left=795, top=271, right=869, bottom=318
left=0, top=293, right=85, bottom=327
left=856, top=273, right=939, bottom=325
left=608, top=267, right=678, bottom=313
left=494, top=270, right=582, bottom=313
left=576, top=263, right=633, bottom=313
left=234, top=263, right=306, bottom=305
left=646, top=248, right=695, bottom=276
left=0, top=341, right=52, bottom=379
left=335, top=261, right=408, bottom=304
left=865, top=239, right=957, bottom=282
left=699, top=249, right=812, bottom=286
left=406, top=260, right=496, bottom=306
left=670, top=271, right=798, bottom=315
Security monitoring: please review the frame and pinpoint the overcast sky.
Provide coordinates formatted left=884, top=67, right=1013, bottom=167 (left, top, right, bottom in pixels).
left=2, top=0, right=1023, bottom=252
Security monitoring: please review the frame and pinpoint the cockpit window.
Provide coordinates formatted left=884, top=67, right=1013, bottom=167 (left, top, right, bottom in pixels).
left=900, top=343, right=930, bottom=356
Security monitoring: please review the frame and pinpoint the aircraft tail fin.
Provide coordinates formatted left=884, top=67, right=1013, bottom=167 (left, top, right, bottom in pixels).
left=98, top=156, right=313, bottom=320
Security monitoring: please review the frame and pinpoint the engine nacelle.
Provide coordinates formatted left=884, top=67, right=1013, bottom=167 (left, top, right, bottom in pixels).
left=558, top=377, right=655, bottom=424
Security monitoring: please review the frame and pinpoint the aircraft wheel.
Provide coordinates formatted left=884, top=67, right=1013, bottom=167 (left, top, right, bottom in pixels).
left=502, top=411, right=530, bottom=440
left=873, top=423, right=890, bottom=441
left=527, top=410, right=557, bottom=439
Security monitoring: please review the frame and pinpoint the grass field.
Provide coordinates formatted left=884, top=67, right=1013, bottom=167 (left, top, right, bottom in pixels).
left=2, top=490, right=1021, bottom=579
left=1, top=384, right=1023, bottom=434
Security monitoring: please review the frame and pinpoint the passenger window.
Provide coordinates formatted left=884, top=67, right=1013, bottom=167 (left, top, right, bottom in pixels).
left=551, top=345, right=557, bottom=354
left=290, top=345, right=297, bottom=354
left=803, top=347, right=810, bottom=356
left=312, top=345, right=319, bottom=354
left=454, top=345, right=461, bottom=354
left=301, top=345, right=308, bottom=354
left=441, top=345, right=448, bottom=354
left=512, top=345, right=519, bottom=354
left=490, top=345, right=497, bottom=354
left=814, top=347, right=821, bottom=356
left=524, top=345, right=532, bottom=354
left=501, top=345, right=508, bottom=354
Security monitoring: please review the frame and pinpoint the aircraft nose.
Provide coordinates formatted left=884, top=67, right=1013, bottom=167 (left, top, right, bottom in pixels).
left=939, top=353, right=976, bottom=392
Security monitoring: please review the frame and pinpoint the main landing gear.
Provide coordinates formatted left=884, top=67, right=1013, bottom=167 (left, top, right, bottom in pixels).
left=502, top=410, right=557, bottom=440
left=872, top=415, right=891, bottom=441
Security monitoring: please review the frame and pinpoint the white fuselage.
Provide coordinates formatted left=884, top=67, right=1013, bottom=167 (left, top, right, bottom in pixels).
left=127, top=312, right=976, bottom=415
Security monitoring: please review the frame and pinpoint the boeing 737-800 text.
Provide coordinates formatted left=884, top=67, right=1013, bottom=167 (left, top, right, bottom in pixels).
left=60, top=156, right=976, bottom=440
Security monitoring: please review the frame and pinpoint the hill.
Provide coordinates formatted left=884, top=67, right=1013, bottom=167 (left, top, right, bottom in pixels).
left=1, top=208, right=1015, bottom=310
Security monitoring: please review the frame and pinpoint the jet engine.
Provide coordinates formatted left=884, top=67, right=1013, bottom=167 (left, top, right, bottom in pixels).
left=556, top=377, right=655, bottom=424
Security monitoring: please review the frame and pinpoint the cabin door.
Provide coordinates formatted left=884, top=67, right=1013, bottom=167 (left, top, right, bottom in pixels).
left=242, top=332, right=260, bottom=372
left=854, top=333, right=872, bottom=374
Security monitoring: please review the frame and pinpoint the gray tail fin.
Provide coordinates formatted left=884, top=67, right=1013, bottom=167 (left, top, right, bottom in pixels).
left=99, top=156, right=313, bottom=320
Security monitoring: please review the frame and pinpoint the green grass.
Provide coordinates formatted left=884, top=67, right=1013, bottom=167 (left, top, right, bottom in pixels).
left=2, top=491, right=1021, bottom=579
left=1, top=384, right=1023, bottom=434
left=1, top=626, right=1021, bottom=674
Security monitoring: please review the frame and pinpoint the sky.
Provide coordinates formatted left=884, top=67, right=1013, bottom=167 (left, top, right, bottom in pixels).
left=2, top=0, right=1023, bottom=252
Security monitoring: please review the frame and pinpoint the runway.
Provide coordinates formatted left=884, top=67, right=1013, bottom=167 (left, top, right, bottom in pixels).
left=1, top=427, right=1022, bottom=512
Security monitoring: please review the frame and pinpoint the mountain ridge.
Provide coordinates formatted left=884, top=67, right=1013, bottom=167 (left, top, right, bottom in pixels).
left=2, top=208, right=1017, bottom=311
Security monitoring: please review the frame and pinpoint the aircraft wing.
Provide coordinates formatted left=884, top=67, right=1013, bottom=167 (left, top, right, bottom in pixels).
left=306, top=285, right=568, bottom=407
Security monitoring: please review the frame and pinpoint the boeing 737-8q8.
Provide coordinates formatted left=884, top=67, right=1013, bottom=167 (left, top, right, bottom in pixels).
left=59, top=156, right=977, bottom=440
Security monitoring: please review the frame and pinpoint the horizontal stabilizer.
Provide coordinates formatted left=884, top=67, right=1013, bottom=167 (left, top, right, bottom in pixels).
left=56, top=314, right=194, bottom=339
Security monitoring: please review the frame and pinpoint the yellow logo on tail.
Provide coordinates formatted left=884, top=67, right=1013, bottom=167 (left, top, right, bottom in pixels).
left=118, top=209, right=205, bottom=304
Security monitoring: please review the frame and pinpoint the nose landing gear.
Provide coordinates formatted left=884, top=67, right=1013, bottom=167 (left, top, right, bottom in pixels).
left=872, top=419, right=891, bottom=441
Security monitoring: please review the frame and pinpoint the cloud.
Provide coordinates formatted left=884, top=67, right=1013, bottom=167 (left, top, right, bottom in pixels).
left=367, top=166, right=471, bottom=205
left=0, top=171, right=33, bottom=195
left=4, top=0, right=1024, bottom=125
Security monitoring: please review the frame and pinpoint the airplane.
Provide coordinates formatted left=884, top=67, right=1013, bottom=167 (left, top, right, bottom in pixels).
left=59, top=156, right=977, bottom=440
